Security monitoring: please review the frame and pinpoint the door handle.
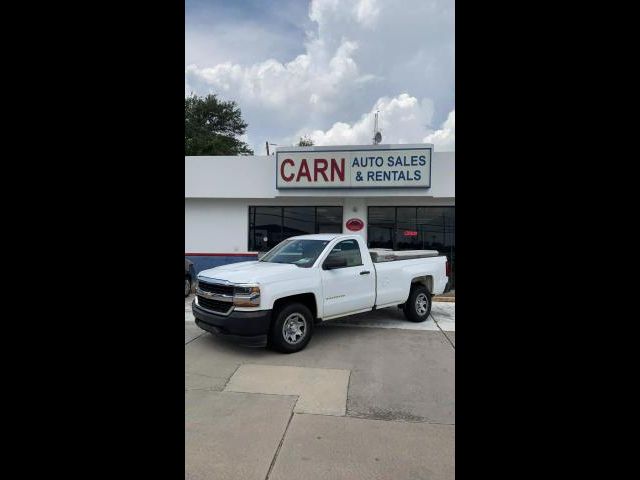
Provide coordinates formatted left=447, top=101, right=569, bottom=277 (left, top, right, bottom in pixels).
left=360, top=270, right=370, bottom=275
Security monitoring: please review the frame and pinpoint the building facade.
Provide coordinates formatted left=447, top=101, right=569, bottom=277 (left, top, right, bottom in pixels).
left=185, top=144, right=455, bottom=287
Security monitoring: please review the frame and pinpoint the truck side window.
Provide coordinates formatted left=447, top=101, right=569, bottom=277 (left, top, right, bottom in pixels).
left=327, top=240, right=362, bottom=267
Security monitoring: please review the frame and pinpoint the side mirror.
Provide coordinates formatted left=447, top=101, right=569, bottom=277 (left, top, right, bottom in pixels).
left=257, top=251, right=266, bottom=260
left=323, top=255, right=347, bottom=270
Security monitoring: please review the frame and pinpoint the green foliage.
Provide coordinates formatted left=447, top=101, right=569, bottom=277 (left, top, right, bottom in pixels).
left=297, top=135, right=314, bottom=147
left=185, top=94, right=253, bottom=155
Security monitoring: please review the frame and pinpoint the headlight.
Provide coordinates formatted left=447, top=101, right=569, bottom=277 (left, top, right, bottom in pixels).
left=233, top=285, right=260, bottom=307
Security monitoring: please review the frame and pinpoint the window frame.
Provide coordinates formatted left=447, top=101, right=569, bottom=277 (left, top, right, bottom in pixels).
left=321, top=239, right=364, bottom=270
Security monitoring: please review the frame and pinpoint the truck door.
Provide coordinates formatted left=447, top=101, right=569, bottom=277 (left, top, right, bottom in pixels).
left=320, top=239, right=375, bottom=318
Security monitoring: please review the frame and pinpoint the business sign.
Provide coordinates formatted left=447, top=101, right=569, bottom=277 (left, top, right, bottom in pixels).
left=345, top=218, right=364, bottom=231
left=276, top=144, right=432, bottom=189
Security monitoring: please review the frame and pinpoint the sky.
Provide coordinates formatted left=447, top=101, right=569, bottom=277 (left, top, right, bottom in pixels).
left=185, top=0, right=454, bottom=154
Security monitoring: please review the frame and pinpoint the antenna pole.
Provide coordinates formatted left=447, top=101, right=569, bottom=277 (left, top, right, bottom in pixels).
left=373, top=110, right=381, bottom=145
left=373, top=111, right=377, bottom=144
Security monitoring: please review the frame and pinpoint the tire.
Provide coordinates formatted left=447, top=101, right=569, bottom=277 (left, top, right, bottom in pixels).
left=185, top=276, right=192, bottom=297
left=403, top=285, right=432, bottom=322
left=269, top=302, right=314, bottom=353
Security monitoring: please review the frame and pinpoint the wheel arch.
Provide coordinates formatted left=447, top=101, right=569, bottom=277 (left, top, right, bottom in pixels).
left=272, top=293, right=318, bottom=321
left=410, top=275, right=434, bottom=295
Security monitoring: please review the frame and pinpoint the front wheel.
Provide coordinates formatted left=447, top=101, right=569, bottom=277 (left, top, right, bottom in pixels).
left=185, top=276, right=192, bottom=297
left=403, top=285, right=432, bottom=322
left=269, top=303, right=314, bottom=353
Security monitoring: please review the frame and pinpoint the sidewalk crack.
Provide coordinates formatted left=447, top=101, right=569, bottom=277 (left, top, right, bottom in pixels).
left=185, top=331, right=206, bottom=346
left=265, top=400, right=298, bottom=480
left=431, top=313, right=455, bottom=349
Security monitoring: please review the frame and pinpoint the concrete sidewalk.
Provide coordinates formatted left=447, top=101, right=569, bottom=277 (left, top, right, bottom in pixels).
left=185, top=304, right=455, bottom=479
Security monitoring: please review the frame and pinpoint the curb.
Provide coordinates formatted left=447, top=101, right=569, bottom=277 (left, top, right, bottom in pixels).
left=433, top=296, right=455, bottom=303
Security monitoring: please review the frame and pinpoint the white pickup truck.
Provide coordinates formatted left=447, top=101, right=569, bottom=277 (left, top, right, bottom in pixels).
left=193, top=234, right=449, bottom=353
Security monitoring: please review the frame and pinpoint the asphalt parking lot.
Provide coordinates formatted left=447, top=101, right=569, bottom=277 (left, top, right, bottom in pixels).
left=185, top=295, right=455, bottom=479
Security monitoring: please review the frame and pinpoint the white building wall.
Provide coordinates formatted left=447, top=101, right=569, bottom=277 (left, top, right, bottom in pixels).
left=186, top=156, right=275, bottom=199
left=186, top=196, right=454, bottom=253
left=185, top=199, right=249, bottom=253
left=185, top=151, right=454, bottom=199
left=185, top=148, right=454, bottom=253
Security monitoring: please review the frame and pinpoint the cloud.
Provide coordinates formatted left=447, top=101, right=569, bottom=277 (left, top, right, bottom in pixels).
left=310, top=0, right=380, bottom=28
left=353, top=0, right=381, bottom=28
left=186, top=39, right=365, bottom=113
left=424, top=110, right=455, bottom=152
left=292, top=93, right=453, bottom=151
left=186, top=0, right=454, bottom=153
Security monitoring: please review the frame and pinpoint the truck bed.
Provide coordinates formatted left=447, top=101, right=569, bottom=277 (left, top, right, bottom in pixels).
left=371, top=252, right=448, bottom=306
left=369, top=248, right=440, bottom=263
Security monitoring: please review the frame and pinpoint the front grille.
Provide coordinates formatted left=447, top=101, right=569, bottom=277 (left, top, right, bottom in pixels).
left=197, top=295, right=233, bottom=314
left=198, top=281, right=234, bottom=296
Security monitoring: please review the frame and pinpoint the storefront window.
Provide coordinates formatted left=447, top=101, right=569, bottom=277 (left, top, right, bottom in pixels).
left=368, top=206, right=455, bottom=288
left=249, top=206, right=343, bottom=251
left=396, top=207, right=420, bottom=250
left=368, top=207, right=395, bottom=249
left=283, top=207, right=315, bottom=237
left=250, top=206, right=283, bottom=252
left=316, top=207, right=343, bottom=233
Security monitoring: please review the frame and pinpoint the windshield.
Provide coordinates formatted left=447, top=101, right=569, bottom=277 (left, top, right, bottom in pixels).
left=259, top=239, right=329, bottom=268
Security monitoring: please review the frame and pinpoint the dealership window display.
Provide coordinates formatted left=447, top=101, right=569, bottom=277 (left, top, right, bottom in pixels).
left=248, top=206, right=343, bottom=251
left=368, top=206, right=455, bottom=287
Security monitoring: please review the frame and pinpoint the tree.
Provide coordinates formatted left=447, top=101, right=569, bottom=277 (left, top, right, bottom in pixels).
left=297, top=135, right=314, bottom=147
left=185, top=94, right=253, bottom=155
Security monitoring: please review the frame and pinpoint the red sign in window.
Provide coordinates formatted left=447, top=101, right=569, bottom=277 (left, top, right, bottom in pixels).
left=403, top=230, right=418, bottom=237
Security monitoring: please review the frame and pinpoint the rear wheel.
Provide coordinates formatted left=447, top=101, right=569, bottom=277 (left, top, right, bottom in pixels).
left=269, top=303, right=314, bottom=353
left=403, top=285, right=431, bottom=322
